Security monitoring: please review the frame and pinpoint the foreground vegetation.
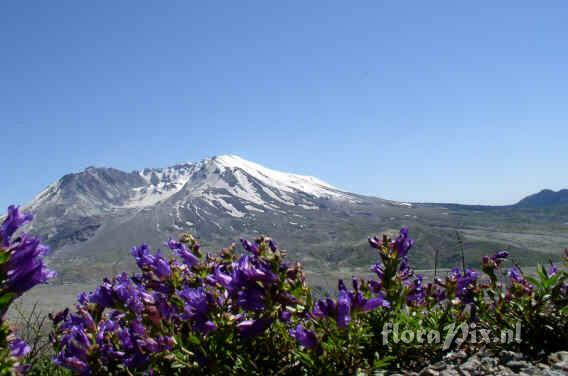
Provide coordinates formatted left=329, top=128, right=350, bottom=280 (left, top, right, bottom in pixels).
left=0, top=206, right=567, bottom=375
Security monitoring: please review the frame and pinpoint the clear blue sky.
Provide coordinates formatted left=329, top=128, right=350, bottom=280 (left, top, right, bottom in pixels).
left=1, top=1, right=567, bottom=208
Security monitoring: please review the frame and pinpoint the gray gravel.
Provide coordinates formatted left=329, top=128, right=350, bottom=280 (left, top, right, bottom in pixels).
left=381, top=350, right=568, bottom=376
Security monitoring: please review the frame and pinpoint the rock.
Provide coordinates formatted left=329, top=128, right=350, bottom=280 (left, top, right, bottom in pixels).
left=418, top=368, right=439, bottom=376
left=506, top=360, right=532, bottom=372
left=548, top=351, right=568, bottom=364
left=499, top=350, right=524, bottom=363
left=552, top=361, right=568, bottom=372
left=519, top=364, right=546, bottom=376
left=396, top=350, right=568, bottom=376
left=460, top=357, right=483, bottom=375
left=541, top=370, right=567, bottom=376
left=481, top=356, right=499, bottom=369
left=494, top=365, right=516, bottom=376
left=475, top=347, right=494, bottom=358
left=438, top=370, right=459, bottom=376
left=430, top=361, right=447, bottom=371
left=443, top=350, right=468, bottom=362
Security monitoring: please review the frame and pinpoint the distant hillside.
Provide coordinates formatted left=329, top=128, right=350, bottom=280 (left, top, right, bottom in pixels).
left=515, top=189, right=568, bottom=208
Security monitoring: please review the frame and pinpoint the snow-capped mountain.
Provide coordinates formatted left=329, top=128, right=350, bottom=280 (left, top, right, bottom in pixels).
left=25, top=155, right=368, bottom=256
left=128, top=155, right=357, bottom=213
left=18, top=154, right=567, bottom=289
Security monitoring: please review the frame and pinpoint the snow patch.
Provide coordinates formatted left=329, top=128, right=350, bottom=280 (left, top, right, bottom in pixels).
left=202, top=193, right=246, bottom=218
left=212, top=155, right=354, bottom=201
left=245, top=205, right=265, bottom=213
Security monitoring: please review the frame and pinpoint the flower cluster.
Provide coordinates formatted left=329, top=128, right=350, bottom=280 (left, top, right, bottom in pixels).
left=310, top=277, right=390, bottom=330
left=0, top=206, right=56, bottom=374
left=0, top=206, right=56, bottom=304
left=51, top=234, right=310, bottom=374
left=508, top=266, right=534, bottom=296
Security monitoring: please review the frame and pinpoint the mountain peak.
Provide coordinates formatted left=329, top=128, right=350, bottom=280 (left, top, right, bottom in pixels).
left=206, top=154, right=342, bottom=196
left=27, top=155, right=357, bottom=225
left=515, top=188, right=568, bottom=208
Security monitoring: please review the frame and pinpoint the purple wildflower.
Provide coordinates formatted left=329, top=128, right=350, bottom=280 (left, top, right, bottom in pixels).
left=240, top=238, right=259, bottom=256
left=167, top=239, right=200, bottom=267
left=371, top=262, right=385, bottom=281
left=213, top=265, right=233, bottom=288
left=337, top=289, right=352, bottom=328
left=112, top=273, right=145, bottom=314
left=398, top=257, right=414, bottom=281
left=509, top=267, right=533, bottom=295
left=5, top=234, right=56, bottom=296
left=290, top=324, right=318, bottom=349
left=446, top=268, right=478, bottom=304
left=368, top=279, right=382, bottom=293
left=131, top=244, right=154, bottom=269
left=55, top=356, right=90, bottom=374
left=9, top=337, right=31, bottom=358
left=237, top=318, right=272, bottom=338
left=268, top=239, right=278, bottom=252
left=407, top=275, right=426, bottom=306
left=237, top=285, right=266, bottom=311
left=394, top=227, right=415, bottom=258
left=312, top=298, right=337, bottom=319
left=153, top=251, right=171, bottom=279
left=0, top=205, right=33, bottom=246
left=457, top=268, right=478, bottom=304
left=89, top=279, right=114, bottom=308
left=360, top=293, right=390, bottom=311
left=314, top=279, right=389, bottom=327
left=131, top=245, right=171, bottom=279
left=236, top=255, right=278, bottom=285
left=492, top=250, right=509, bottom=264
left=368, top=236, right=382, bottom=249
left=280, top=310, right=292, bottom=322
left=179, top=287, right=217, bottom=333
left=509, top=267, right=523, bottom=282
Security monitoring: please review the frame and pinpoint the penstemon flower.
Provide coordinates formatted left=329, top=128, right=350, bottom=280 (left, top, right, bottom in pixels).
left=0, top=205, right=56, bottom=375
left=508, top=266, right=533, bottom=296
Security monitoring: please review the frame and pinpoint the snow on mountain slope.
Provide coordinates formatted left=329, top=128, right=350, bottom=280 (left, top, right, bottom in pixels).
left=118, top=155, right=356, bottom=216
left=155, top=155, right=358, bottom=218
left=124, top=164, right=195, bottom=208
left=211, top=155, right=347, bottom=199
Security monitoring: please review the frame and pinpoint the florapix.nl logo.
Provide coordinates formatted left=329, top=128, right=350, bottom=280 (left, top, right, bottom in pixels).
left=381, top=322, right=522, bottom=350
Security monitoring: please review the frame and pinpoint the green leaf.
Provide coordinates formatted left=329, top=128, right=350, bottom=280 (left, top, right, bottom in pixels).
left=0, top=292, right=16, bottom=310
left=294, top=350, right=315, bottom=368
left=536, top=264, right=548, bottom=281
left=0, top=251, right=10, bottom=264
left=187, top=334, right=201, bottom=346
left=373, top=355, right=395, bottom=369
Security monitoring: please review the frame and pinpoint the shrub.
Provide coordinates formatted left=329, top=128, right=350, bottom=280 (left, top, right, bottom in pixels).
left=50, top=235, right=313, bottom=375
left=50, top=227, right=567, bottom=374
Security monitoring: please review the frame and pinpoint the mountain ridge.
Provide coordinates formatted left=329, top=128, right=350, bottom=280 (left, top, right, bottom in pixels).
left=514, top=189, right=568, bottom=208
